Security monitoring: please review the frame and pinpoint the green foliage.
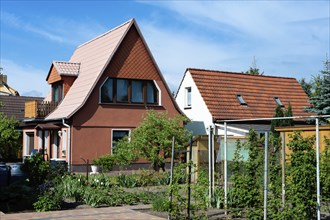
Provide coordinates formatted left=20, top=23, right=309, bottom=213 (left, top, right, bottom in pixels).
left=33, top=189, right=62, bottom=212
left=245, top=56, right=264, bottom=75
left=271, top=103, right=294, bottom=136
left=83, top=186, right=108, bottom=207
left=321, top=137, right=330, bottom=212
left=229, top=130, right=264, bottom=217
left=21, top=153, right=51, bottom=187
left=92, top=154, right=115, bottom=172
left=59, top=174, right=86, bottom=202
left=266, top=134, right=284, bottom=219
left=0, top=182, right=37, bottom=213
left=285, top=131, right=317, bottom=219
left=299, top=78, right=312, bottom=97
left=116, top=110, right=191, bottom=171
left=306, top=57, right=330, bottom=123
left=0, top=105, right=21, bottom=161
left=152, top=195, right=170, bottom=212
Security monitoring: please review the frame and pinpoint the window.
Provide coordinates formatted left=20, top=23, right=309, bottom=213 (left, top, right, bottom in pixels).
left=112, top=130, right=130, bottom=154
left=185, top=87, right=192, bottom=108
left=101, top=78, right=113, bottom=103
left=236, top=95, right=247, bottom=105
left=100, top=77, right=159, bottom=105
left=117, top=79, right=128, bottom=102
left=131, top=80, right=143, bottom=103
left=25, top=132, right=35, bottom=156
left=274, top=97, right=284, bottom=107
left=52, top=84, right=63, bottom=103
left=147, top=81, right=158, bottom=104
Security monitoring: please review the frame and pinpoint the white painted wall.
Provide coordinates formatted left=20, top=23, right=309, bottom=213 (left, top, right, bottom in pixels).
left=176, top=70, right=247, bottom=137
left=176, top=70, right=213, bottom=136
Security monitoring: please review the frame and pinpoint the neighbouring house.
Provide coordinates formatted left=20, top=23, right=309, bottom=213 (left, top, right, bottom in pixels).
left=21, top=19, right=182, bottom=172
left=176, top=68, right=312, bottom=136
left=0, top=96, right=44, bottom=122
left=0, top=73, right=19, bottom=96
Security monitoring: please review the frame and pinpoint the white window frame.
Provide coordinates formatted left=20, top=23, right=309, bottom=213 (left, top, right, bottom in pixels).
left=185, top=87, right=192, bottom=108
left=61, top=129, right=67, bottom=156
left=111, top=129, right=131, bottom=154
left=23, top=130, right=35, bottom=157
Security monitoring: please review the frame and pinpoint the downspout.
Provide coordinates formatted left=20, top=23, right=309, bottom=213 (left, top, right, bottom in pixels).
left=62, top=119, right=71, bottom=172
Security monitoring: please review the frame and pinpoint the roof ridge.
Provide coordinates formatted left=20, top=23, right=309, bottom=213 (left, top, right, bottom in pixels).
left=53, top=61, right=81, bottom=65
left=77, top=19, right=134, bottom=49
left=187, top=67, right=297, bottom=80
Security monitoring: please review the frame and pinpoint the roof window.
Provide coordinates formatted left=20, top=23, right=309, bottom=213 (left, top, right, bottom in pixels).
left=236, top=95, right=247, bottom=105
left=274, top=97, right=284, bottom=107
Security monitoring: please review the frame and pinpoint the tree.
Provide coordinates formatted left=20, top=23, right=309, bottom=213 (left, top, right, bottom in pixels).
left=245, top=56, right=264, bottom=75
left=321, top=137, right=330, bottom=212
left=271, top=103, right=293, bottom=136
left=229, top=130, right=264, bottom=218
left=299, top=78, right=312, bottom=97
left=0, top=102, right=21, bottom=161
left=306, top=57, right=330, bottom=123
left=116, top=110, right=191, bottom=171
left=285, top=131, right=316, bottom=219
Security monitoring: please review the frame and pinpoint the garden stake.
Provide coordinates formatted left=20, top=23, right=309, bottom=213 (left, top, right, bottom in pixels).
left=168, top=136, right=175, bottom=220
left=187, top=136, right=193, bottom=220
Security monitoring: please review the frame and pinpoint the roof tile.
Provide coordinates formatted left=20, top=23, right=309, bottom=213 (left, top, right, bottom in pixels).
left=188, top=68, right=312, bottom=120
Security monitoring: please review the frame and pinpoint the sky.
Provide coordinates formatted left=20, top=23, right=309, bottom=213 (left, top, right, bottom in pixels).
left=1, top=0, right=329, bottom=97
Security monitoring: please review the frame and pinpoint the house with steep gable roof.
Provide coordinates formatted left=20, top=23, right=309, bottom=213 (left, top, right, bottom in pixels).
left=175, top=68, right=311, bottom=136
left=21, top=19, right=182, bottom=171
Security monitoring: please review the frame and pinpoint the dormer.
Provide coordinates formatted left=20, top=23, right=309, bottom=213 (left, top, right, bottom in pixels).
left=46, top=61, right=80, bottom=102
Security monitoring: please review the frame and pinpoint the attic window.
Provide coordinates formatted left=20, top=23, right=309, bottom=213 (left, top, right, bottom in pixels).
left=274, top=97, right=284, bottom=107
left=236, top=95, right=247, bottom=105
left=100, top=77, right=159, bottom=105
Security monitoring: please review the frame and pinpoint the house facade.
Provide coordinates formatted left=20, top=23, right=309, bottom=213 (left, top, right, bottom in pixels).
left=21, top=19, right=182, bottom=171
left=176, top=68, right=311, bottom=136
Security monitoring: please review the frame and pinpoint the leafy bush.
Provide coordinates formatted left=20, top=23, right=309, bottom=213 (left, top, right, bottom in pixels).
left=59, top=175, right=86, bottom=202
left=92, top=154, right=115, bottom=172
left=83, top=186, right=108, bottom=207
left=152, top=195, right=169, bottom=212
left=0, top=182, right=37, bottom=213
left=33, top=189, right=62, bottom=212
left=21, top=153, right=51, bottom=188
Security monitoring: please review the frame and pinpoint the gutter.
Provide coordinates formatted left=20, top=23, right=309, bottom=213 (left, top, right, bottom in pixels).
left=62, top=119, right=71, bottom=172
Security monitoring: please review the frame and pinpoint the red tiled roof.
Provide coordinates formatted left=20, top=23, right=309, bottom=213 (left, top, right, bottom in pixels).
left=188, top=68, right=311, bottom=121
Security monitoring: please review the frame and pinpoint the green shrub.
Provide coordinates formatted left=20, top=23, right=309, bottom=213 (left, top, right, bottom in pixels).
left=92, top=154, right=115, bottom=172
left=83, top=186, right=108, bottom=207
left=117, top=174, right=139, bottom=188
left=21, top=153, right=51, bottom=187
left=152, top=195, right=169, bottom=212
left=59, top=175, right=86, bottom=202
left=0, top=182, right=37, bottom=213
left=33, top=187, right=62, bottom=212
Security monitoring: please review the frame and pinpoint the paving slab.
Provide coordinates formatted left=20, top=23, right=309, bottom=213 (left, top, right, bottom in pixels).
left=0, top=205, right=165, bottom=220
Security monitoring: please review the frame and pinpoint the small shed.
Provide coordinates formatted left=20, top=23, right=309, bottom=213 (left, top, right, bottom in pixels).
left=187, top=135, right=248, bottom=182
left=276, top=124, right=330, bottom=156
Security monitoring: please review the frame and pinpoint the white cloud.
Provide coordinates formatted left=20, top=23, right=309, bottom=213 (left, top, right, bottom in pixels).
left=1, top=11, right=106, bottom=46
left=139, top=1, right=329, bottom=90
left=1, top=59, right=49, bottom=97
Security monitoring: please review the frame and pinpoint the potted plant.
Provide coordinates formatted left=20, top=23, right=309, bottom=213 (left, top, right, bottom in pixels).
left=91, top=158, right=101, bottom=174
left=92, top=155, right=115, bottom=173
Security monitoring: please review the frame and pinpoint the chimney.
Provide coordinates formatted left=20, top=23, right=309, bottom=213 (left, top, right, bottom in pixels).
left=0, top=74, right=7, bottom=84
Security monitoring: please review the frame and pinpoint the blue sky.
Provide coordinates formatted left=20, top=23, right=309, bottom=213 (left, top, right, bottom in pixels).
left=1, top=1, right=329, bottom=97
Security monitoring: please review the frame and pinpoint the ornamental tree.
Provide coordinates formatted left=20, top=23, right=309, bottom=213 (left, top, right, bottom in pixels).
left=116, top=110, right=191, bottom=172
